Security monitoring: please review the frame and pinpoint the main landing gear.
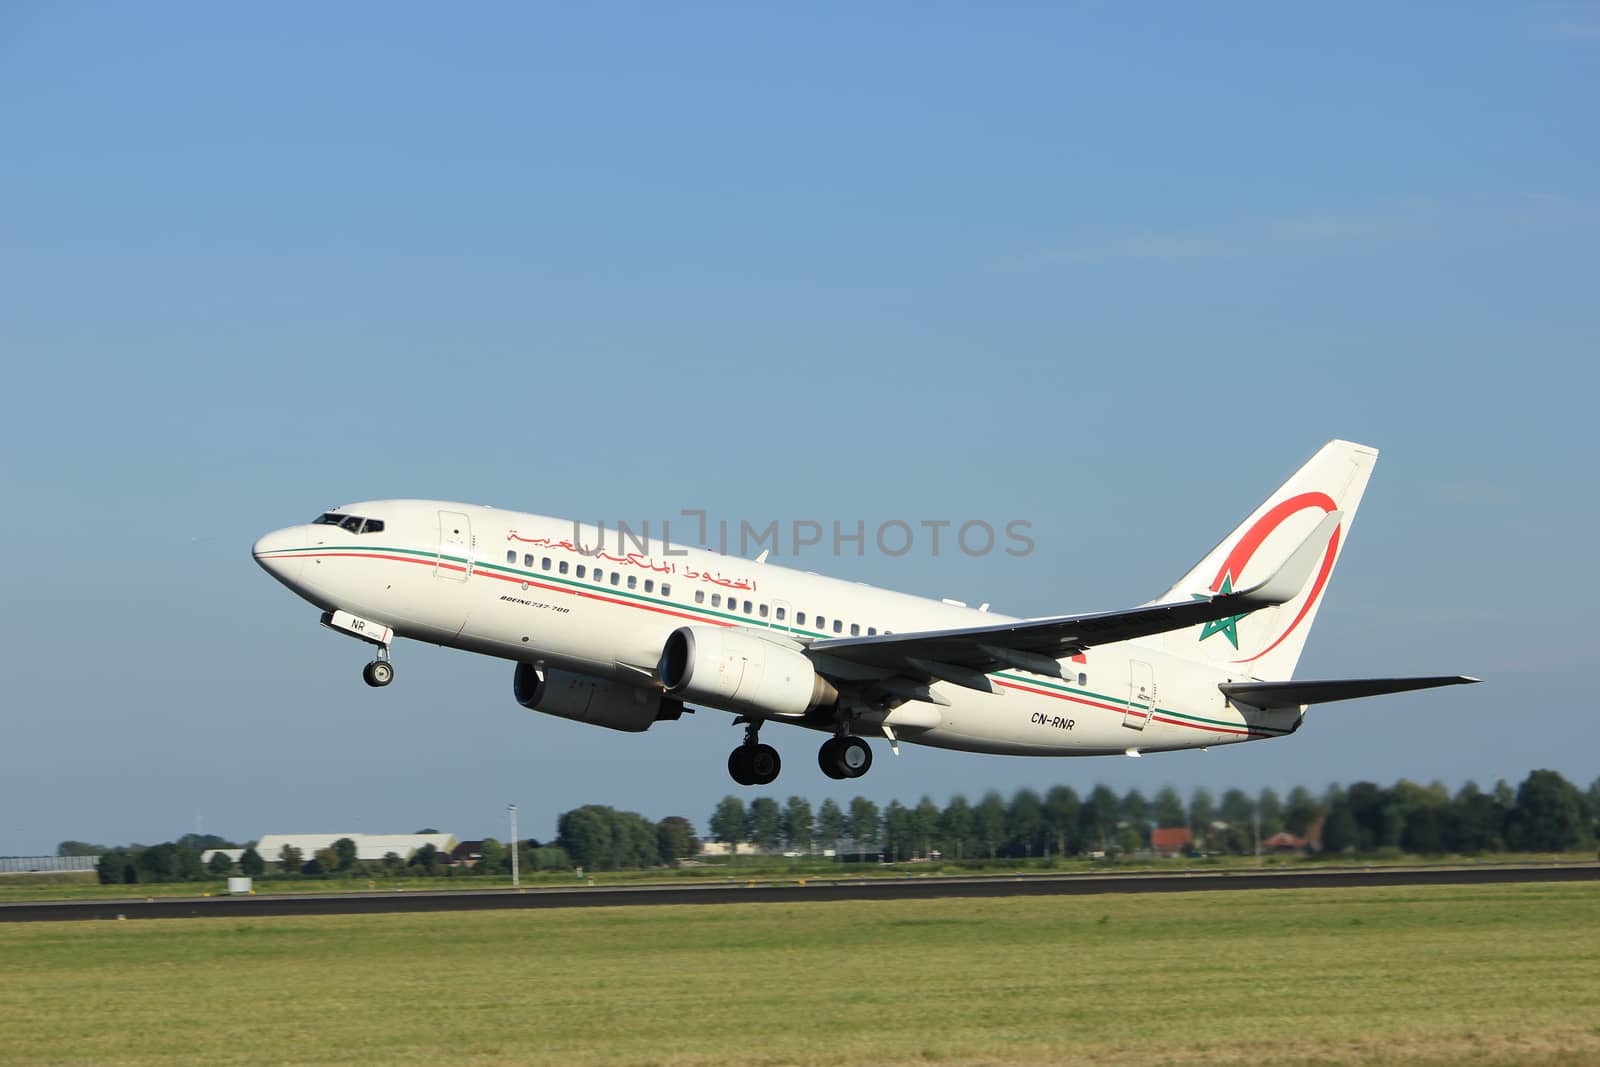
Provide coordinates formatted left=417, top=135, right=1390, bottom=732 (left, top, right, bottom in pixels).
left=728, top=719, right=781, bottom=787
left=818, top=734, right=872, bottom=780
left=361, top=647, right=394, bottom=688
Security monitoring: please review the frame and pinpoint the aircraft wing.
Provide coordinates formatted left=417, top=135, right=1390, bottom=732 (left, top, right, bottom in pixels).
left=805, top=512, right=1341, bottom=690
left=1220, top=676, right=1479, bottom=707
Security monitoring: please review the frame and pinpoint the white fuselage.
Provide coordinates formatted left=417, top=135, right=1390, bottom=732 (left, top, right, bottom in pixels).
left=253, top=500, right=1304, bottom=757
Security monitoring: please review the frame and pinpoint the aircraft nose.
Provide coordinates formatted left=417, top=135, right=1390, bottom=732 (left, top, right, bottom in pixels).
left=252, top=526, right=306, bottom=584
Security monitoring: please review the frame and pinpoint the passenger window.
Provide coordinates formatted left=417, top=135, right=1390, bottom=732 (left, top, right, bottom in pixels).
left=644, top=579, right=654, bottom=593
left=524, top=554, right=534, bottom=567
left=661, top=583, right=671, bottom=597
left=1078, top=672, right=1087, bottom=686
left=833, top=619, right=843, bottom=633
left=559, top=561, right=569, bottom=575
left=796, top=611, right=805, bottom=625
left=759, top=604, right=768, bottom=618
left=576, top=565, right=586, bottom=579
left=712, top=594, right=721, bottom=607
left=815, top=616, right=825, bottom=630
left=696, top=590, right=705, bottom=604
left=868, top=627, right=877, bottom=636
left=610, top=573, right=620, bottom=586
left=506, top=551, right=516, bottom=564
left=851, top=623, right=860, bottom=636
left=775, top=607, right=786, bottom=620
left=627, top=575, right=637, bottom=589
left=541, top=557, right=551, bottom=571
left=743, top=599, right=752, bottom=614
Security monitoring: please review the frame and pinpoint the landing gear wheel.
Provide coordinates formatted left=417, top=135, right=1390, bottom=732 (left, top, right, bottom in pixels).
left=818, top=738, right=847, bottom=780
left=820, top=736, right=872, bottom=779
left=362, top=660, right=393, bottom=688
left=728, top=743, right=781, bottom=786
left=728, top=746, right=755, bottom=786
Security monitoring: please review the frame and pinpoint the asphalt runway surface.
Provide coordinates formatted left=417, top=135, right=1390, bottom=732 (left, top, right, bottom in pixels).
left=3, top=863, right=1595, bottom=922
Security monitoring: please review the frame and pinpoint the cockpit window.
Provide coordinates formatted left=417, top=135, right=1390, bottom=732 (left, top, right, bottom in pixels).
left=312, top=513, right=383, bottom=534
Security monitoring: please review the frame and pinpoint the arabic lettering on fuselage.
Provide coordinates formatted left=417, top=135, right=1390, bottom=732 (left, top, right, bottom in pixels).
left=506, top=530, right=756, bottom=591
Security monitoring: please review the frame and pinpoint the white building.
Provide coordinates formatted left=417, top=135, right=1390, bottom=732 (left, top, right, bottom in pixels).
left=252, top=833, right=458, bottom=864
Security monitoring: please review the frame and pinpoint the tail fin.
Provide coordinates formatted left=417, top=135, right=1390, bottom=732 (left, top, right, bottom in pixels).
left=1155, top=439, right=1378, bottom=680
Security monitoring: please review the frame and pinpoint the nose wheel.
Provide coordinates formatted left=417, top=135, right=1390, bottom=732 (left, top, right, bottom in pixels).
left=819, top=735, right=872, bottom=780
left=361, top=648, right=394, bottom=688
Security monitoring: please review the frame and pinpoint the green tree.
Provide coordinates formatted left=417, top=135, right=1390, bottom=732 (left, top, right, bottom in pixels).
left=973, top=791, right=1006, bottom=858
left=57, top=840, right=108, bottom=857
left=656, top=817, right=696, bottom=864
left=749, top=798, right=782, bottom=853
left=1256, top=788, right=1285, bottom=838
left=206, top=850, right=234, bottom=876
left=1322, top=804, right=1358, bottom=853
left=1506, top=770, right=1593, bottom=852
left=709, top=796, right=748, bottom=847
left=1188, top=787, right=1216, bottom=844
left=1152, top=786, right=1186, bottom=829
left=781, top=797, right=813, bottom=853
left=410, top=843, right=442, bottom=873
left=277, top=844, right=304, bottom=875
left=97, top=848, right=138, bottom=884
left=913, top=797, right=942, bottom=858
left=817, top=798, right=846, bottom=851
left=1122, top=789, right=1150, bottom=847
left=1007, top=789, right=1044, bottom=857
left=308, top=848, right=340, bottom=875
left=940, top=795, right=973, bottom=859
left=333, top=837, right=359, bottom=871
left=1044, top=786, right=1081, bottom=857
left=1285, top=786, right=1323, bottom=836
left=478, top=837, right=507, bottom=873
left=848, top=797, right=881, bottom=850
left=177, top=833, right=238, bottom=851
left=1083, top=784, right=1120, bottom=852
left=138, top=843, right=181, bottom=881
left=883, top=801, right=914, bottom=861
left=239, top=847, right=265, bottom=877
left=1449, top=782, right=1504, bottom=854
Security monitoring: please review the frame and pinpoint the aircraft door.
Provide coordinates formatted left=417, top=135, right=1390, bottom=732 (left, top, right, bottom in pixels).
left=436, top=511, right=473, bottom=581
left=1124, top=660, right=1156, bottom=730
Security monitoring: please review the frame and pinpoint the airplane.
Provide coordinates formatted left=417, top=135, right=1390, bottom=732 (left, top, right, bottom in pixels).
left=252, top=440, right=1476, bottom=785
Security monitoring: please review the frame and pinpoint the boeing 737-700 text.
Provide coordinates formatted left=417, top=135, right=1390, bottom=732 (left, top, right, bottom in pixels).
left=253, top=440, right=1475, bottom=785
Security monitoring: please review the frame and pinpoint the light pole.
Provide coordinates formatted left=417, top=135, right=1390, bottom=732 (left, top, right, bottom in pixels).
left=508, top=804, right=520, bottom=889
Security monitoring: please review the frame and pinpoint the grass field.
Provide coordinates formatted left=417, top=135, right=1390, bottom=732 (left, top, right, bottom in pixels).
left=3, top=883, right=1598, bottom=1066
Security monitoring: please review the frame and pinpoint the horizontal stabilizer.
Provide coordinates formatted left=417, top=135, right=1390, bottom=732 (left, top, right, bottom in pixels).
left=1220, top=676, right=1480, bottom=707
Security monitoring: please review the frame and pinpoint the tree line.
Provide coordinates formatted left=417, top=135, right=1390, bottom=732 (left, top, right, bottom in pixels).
left=85, top=769, right=1597, bottom=884
left=703, top=769, right=1599, bottom=861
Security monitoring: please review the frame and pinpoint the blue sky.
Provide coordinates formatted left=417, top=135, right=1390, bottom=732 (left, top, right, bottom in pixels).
left=2, top=4, right=1596, bottom=853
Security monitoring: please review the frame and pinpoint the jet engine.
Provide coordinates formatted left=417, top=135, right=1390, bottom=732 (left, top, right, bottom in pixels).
left=513, top=664, right=684, bottom=733
left=659, top=626, right=838, bottom=717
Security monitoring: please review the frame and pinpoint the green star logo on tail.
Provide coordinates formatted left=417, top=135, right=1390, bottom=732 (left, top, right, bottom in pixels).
left=1192, top=573, right=1252, bottom=649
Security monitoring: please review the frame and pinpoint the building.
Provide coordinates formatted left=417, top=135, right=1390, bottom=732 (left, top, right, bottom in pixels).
left=1150, top=827, right=1193, bottom=858
left=252, top=833, right=459, bottom=865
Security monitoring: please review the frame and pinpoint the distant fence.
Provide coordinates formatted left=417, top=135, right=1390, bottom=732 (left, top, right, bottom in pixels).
left=0, top=856, right=100, bottom=874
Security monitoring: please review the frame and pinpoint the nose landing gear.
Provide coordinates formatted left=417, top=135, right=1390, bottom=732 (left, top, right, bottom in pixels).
left=361, top=646, right=394, bottom=688
left=727, top=719, right=781, bottom=786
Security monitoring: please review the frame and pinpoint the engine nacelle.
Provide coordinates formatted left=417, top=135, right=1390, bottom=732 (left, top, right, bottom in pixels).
left=659, top=626, right=838, bottom=717
left=513, top=664, right=684, bottom=733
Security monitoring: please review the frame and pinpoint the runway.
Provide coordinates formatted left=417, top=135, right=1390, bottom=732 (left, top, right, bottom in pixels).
left=3, top=863, right=1595, bottom=922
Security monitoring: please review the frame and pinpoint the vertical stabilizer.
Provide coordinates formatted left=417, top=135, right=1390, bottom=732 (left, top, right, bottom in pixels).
left=1155, top=440, right=1378, bottom=680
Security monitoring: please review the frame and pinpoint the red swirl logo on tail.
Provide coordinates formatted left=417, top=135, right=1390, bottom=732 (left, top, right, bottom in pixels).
left=1208, top=491, right=1340, bottom=664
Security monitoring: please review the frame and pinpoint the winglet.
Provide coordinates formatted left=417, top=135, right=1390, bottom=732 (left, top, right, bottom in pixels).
left=1229, top=510, right=1342, bottom=608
